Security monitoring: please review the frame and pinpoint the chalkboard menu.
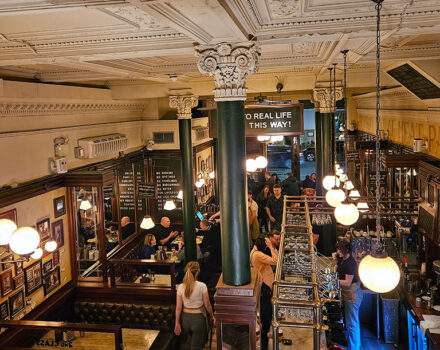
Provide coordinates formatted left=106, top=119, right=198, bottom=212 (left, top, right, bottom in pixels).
left=103, top=184, right=114, bottom=197
left=153, top=158, right=182, bottom=222
left=118, top=161, right=146, bottom=222
left=347, top=151, right=359, bottom=162
left=138, top=183, right=156, bottom=198
left=368, top=171, right=387, bottom=187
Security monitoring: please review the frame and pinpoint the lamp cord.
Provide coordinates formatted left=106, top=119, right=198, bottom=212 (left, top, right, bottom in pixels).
left=342, top=50, right=348, bottom=168
left=333, top=63, right=337, bottom=169
left=375, top=0, right=383, bottom=247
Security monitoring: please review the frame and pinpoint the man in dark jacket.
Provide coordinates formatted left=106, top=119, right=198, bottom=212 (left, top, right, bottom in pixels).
left=281, top=173, right=300, bottom=196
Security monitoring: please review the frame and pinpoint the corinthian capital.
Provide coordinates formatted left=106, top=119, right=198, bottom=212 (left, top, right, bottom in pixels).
left=169, top=95, right=198, bottom=119
left=195, top=42, right=261, bottom=102
left=313, top=87, right=343, bottom=114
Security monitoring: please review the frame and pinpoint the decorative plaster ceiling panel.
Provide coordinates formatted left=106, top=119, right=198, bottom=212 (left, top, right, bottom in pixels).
left=101, top=6, right=164, bottom=30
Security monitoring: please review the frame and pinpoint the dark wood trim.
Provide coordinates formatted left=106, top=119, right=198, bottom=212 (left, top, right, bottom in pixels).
left=194, top=140, right=214, bottom=153
left=66, top=188, right=79, bottom=283
left=384, top=154, right=425, bottom=168
left=97, top=186, right=107, bottom=283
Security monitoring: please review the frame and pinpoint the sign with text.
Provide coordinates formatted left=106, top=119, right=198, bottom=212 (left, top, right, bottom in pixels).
left=138, top=183, right=156, bottom=198
left=208, top=104, right=304, bottom=137
left=368, top=171, right=387, bottom=187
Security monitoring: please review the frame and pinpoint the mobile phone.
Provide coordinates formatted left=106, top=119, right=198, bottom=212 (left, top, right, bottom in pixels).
left=282, top=339, right=292, bottom=345
left=196, top=211, right=204, bottom=220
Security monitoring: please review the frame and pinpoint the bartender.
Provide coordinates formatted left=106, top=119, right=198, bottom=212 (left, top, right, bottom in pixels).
left=336, top=239, right=363, bottom=350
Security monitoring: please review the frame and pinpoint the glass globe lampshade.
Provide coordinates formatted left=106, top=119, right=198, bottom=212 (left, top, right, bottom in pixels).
left=335, top=168, right=344, bottom=177
left=323, top=175, right=340, bottom=191
left=335, top=202, right=359, bottom=226
left=80, top=199, right=92, bottom=211
left=31, top=248, right=43, bottom=260
left=140, top=216, right=155, bottom=230
left=209, top=171, right=215, bottom=179
left=9, top=227, right=40, bottom=256
left=270, top=135, right=283, bottom=143
left=246, top=159, right=257, bottom=172
left=344, top=181, right=355, bottom=191
left=357, top=202, right=369, bottom=213
left=257, top=136, right=270, bottom=142
left=164, top=200, right=176, bottom=211
left=326, top=189, right=346, bottom=207
left=0, top=219, right=17, bottom=245
left=335, top=164, right=341, bottom=170
left=359, top=255, right=400, bottom=293
left=195, top=181, right=202, bottom=188
left=199, top=178, right=205, bottom=185
left=349, top=190, right=361, bottom=200
left=44, top=240, right=57, bottom=252
left=255, top=156, right=268, bottom=169
left=177, top=190, right=183, bottom=200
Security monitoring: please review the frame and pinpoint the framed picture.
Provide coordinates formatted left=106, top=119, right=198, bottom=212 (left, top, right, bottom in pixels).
left=52, top=251, right=60, bottom=266
left=43, top=266, right=60, bottom=296
left=36, top=218, right=51, bottom=242
left=0, top=270, right=13, bottom=297
left=42, top=260, right=53, bottom=276
left=0, top=300, right=8, bottom=320
left=9, top=289, right=24, bottom=317
left=0, top=209, right=17, bottom=224
left=15, top=261, right=23, bottom=275
left=24, top=260, right=42, bottom=296
left=1, top=254, right=14, bottom=271
left=51, top=219, right=64, bottom=249
left=13, top=274, right=24, bottom=289
left=53, top=196, right=66, bottom=218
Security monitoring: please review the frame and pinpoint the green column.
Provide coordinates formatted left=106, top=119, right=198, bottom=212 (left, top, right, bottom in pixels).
left=214, top=137, right=220, bottom=205
left=179, top=119, right=196, bottom=263
left=217, top=101, right=251, bottom=286
left=314, top=110, right=323, bottom=196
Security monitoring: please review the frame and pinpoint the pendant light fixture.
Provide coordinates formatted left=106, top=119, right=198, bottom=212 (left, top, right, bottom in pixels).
left=177, top=190, right=183, bottom=200
left=164, top=200, right=176, bottom=211
left=359, top=0, right=400, bottom=293
left=255, top=156, right=268, bottom=169
left=140, top=215, right=155, bottom=230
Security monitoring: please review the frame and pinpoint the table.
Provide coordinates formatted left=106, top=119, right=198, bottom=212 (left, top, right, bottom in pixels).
left=171, top=235, right=204, bottom=245
left=32, top=329, right=159, bottom=350
left=134, top=273, right=172, bottom=287
left=268, top=326, right=327, bottom=349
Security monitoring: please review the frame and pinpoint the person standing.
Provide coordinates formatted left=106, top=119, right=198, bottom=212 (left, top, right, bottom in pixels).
left=265, top=184, right=284, bottom=231
left=256, top=185, right=271, bottom=233
left=174, top=261, right=214, bottom=350
left=250, top=237, right=278, bottom=350
left=248, top=191, right=260, bottom=244
left=281, top=173, right=300, bottom=196
left=336, top=240, right=363, bottom=350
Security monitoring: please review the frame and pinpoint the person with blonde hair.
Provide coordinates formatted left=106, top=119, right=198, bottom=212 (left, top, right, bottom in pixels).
left=174, top=261, right=214, bottom=350
left=140, top=233, right=157, bottom=260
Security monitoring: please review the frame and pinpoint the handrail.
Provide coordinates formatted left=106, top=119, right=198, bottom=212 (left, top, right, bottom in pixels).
left=0, top=320, right=123, bottom=350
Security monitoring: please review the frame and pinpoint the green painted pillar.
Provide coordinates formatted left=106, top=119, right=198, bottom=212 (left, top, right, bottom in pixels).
left=170, top=95, right=198, bottom=263
left=195, top=41, right=260, bottom=286
left=214, top=137, right=220, bottom=205
left=321, top=113, right=334, bottom=183
left=217, top=101, right=251, bottom=286
left=314, top=110, right=323, bottom=196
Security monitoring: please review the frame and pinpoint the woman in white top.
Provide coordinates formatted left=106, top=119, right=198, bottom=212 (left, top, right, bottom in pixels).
left=174, top=261, right=214, bottom=350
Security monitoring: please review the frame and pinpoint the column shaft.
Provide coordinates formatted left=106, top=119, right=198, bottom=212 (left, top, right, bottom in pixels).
left=179, top=119, right=196, bottom=262
left=217, top=101, right=251, bottom=286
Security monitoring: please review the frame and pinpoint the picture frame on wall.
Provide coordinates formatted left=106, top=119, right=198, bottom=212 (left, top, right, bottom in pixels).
left=0, top=300, right=9, bottom=320
left=36, top=218, right=50, bottom=242
left=15, top=261, right=23, bottom=275
left=42, top=260, right=53, bottom=276
left=13, top=274, right=24, bottom=290
left=0, top=209, right=17, bottom=224
left=53, top=196, right=66, bottom=218
left=51, top=219, right=64, bottom=248
left=0, top=270, right=13, bottom=297
left=1, top=254, right=14, bottom=271
left=52, top=251, right=60, bottom=266
left=43, top=266, right=60, bottom=296
left=24, top=261, right=42, bottom=296
left=9, top=289, right=24, bottom=317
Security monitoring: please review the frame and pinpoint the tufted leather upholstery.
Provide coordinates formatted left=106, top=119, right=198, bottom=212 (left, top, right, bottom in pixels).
left=74, top=301, right=177, bottom=350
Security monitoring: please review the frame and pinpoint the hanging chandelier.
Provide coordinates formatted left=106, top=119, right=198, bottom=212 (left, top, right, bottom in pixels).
left=358, top=0, right=400, bottom=293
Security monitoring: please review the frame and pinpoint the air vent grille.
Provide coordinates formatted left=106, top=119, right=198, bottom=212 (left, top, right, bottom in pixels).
left=153, top=132, right=174, bottom=144
left=387, top=64, right=440, bottom=100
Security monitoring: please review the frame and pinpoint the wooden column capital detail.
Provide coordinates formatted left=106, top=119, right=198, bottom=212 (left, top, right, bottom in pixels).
left=195, top=42, right=260, bottom=102
left=169, top=95, right=198, bottom=119
left=313, top=87, right=343, bottom=114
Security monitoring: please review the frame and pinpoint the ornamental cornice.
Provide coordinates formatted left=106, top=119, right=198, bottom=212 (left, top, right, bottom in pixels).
left=313, top=87, right=343, bottom=114
left=195, top=42, right=261, bottom=102
left=0, top=102, right=145, bottom=117
left=169, top=95, right=198, bottom=119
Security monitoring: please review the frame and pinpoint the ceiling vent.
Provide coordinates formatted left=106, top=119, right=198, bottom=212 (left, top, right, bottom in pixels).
left=153, top=132, right=174, bottom=144
left=386, top=63, right=440, bottom=100
left=76, top=134, right=127, bottom=159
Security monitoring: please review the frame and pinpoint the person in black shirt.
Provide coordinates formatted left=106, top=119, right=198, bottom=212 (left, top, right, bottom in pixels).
left=198, top=219, right=222, bottom=266
left=121, top=216, right=136, bottom=240
left=149, top=217, right=178, bottom=248
left=336, top=239, right=363, bottom=350
left=265, top=184, right=284, bottom=231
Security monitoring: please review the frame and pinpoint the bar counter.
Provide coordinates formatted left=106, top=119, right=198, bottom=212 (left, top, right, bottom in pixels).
left=402, top=288, right=440, bottom=349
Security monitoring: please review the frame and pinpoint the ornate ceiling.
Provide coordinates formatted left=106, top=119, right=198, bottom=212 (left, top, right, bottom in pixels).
left=0, top=0, right=439, bottom=93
